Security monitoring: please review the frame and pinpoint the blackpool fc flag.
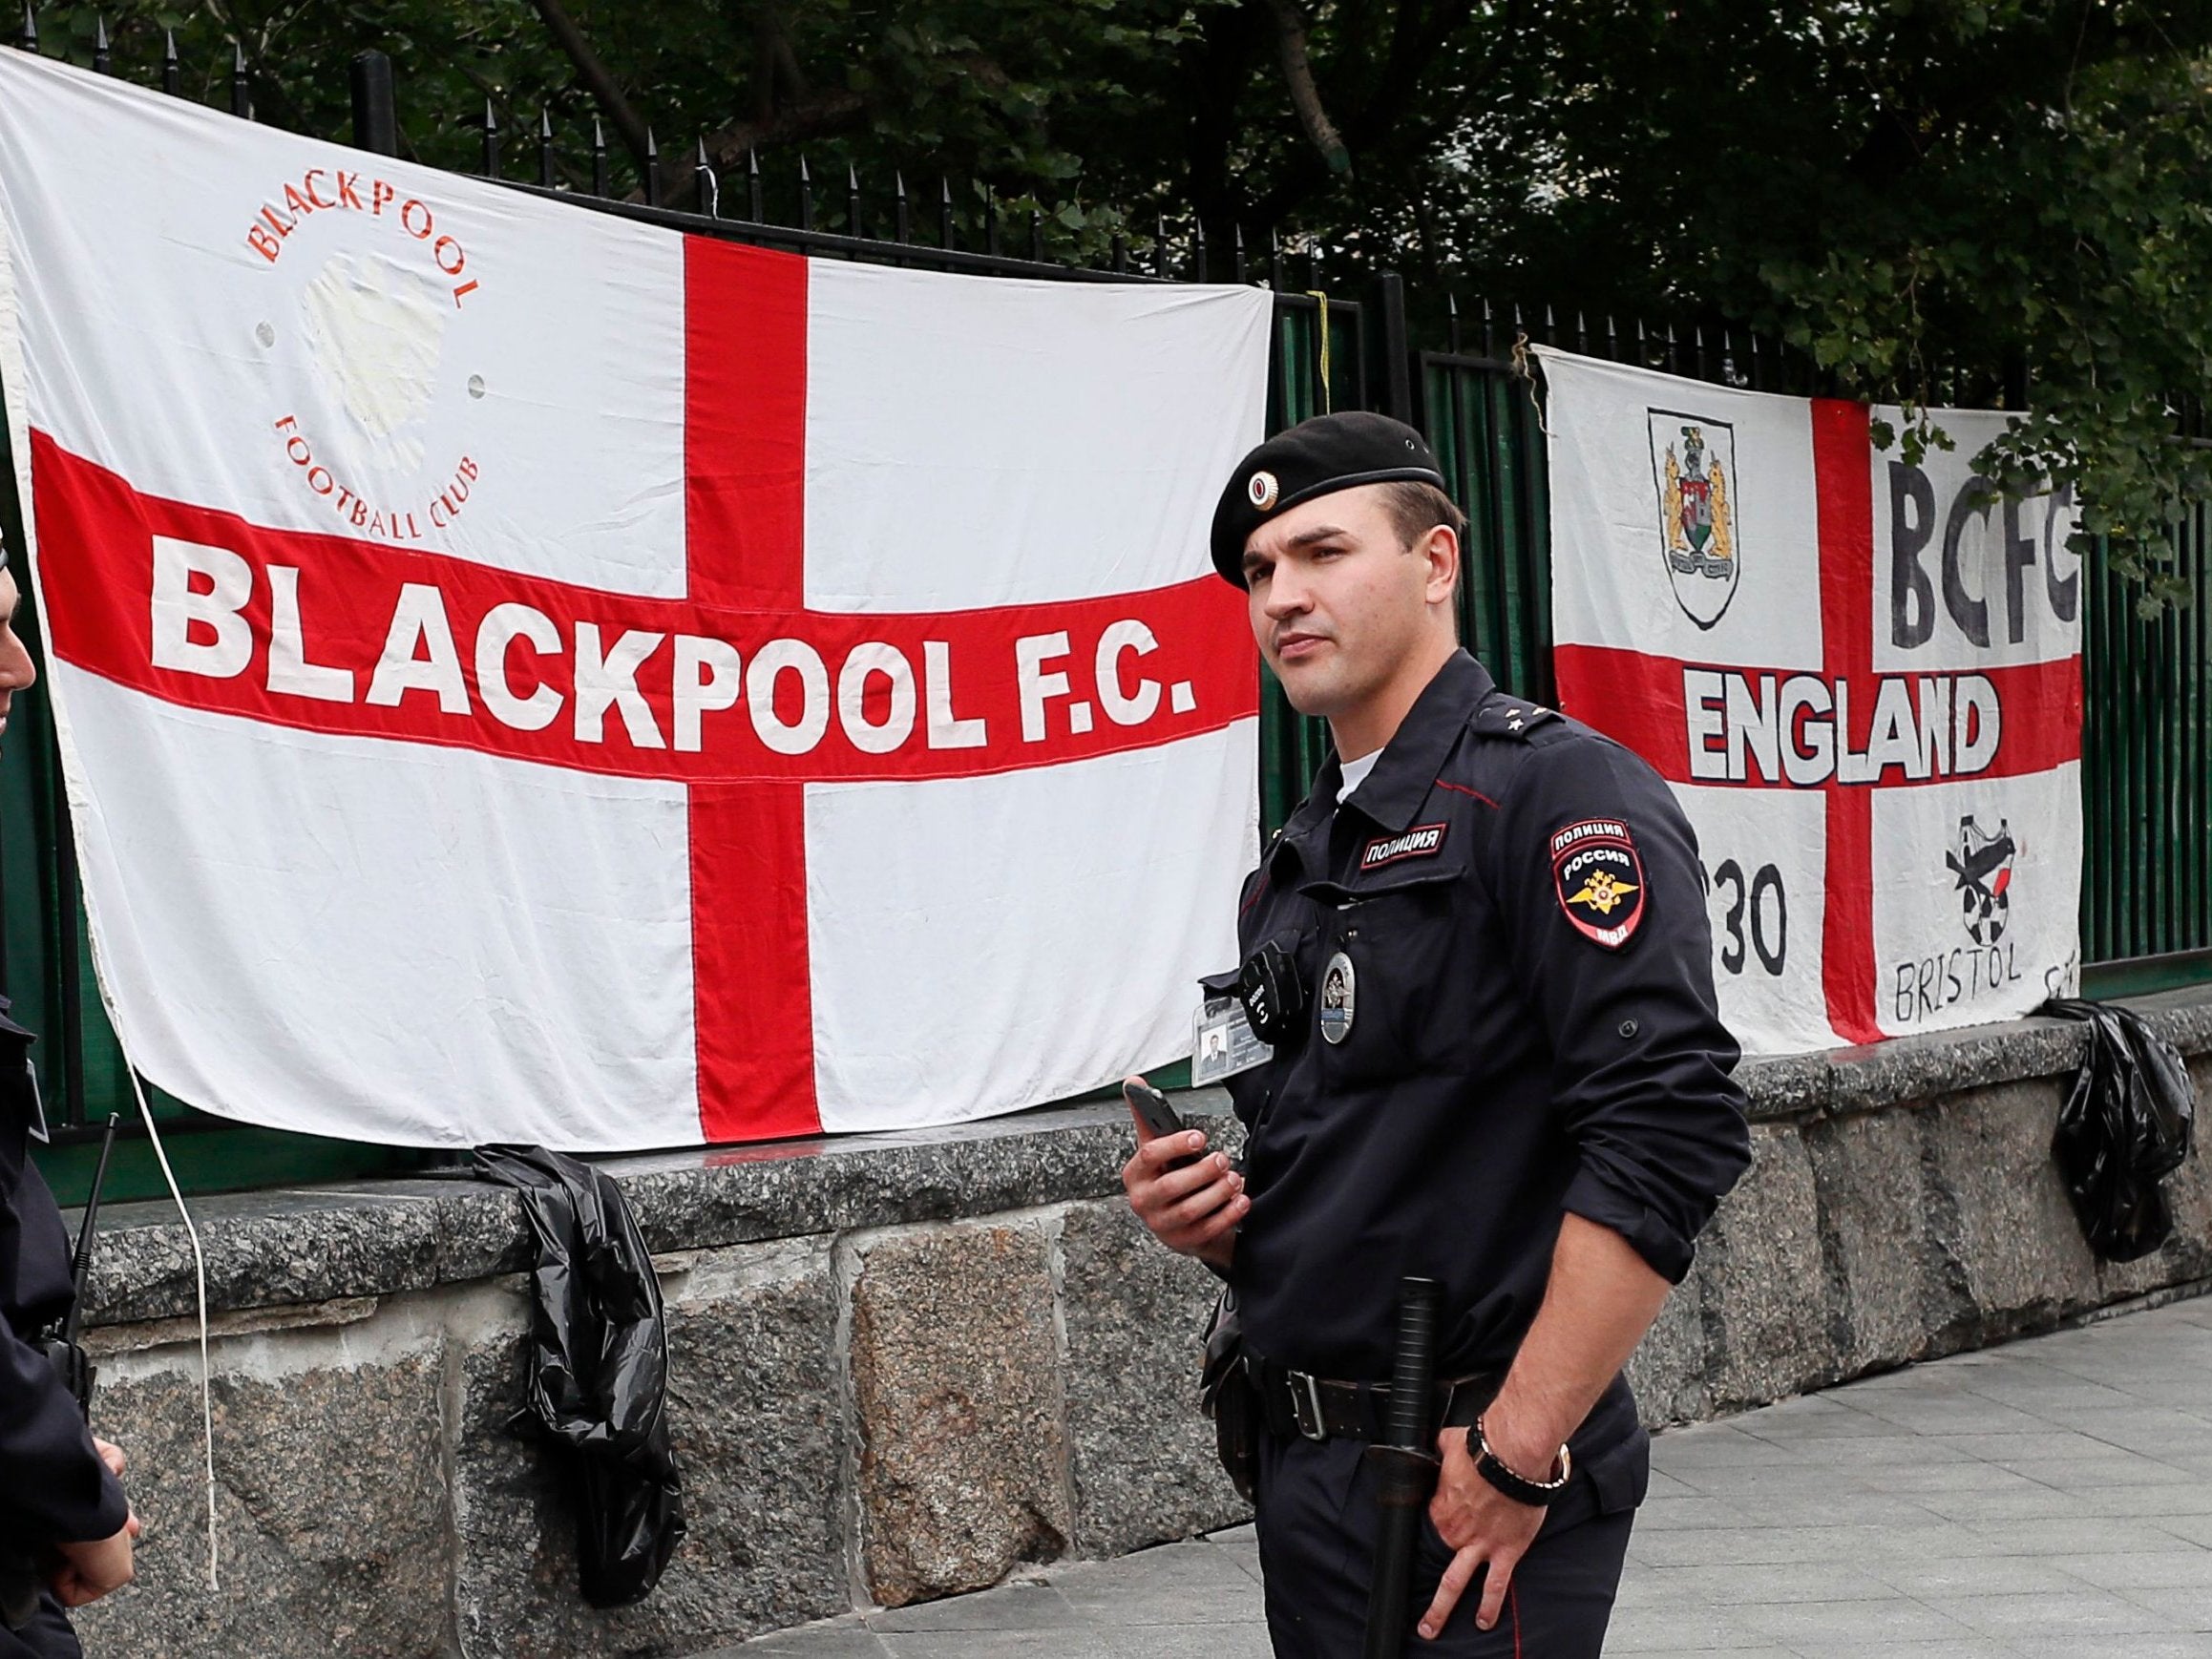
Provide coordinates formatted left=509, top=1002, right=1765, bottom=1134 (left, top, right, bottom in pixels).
left=0, top=50, right=1269, bottom=1148
left=1542, top=348, right=2082, bottom=1054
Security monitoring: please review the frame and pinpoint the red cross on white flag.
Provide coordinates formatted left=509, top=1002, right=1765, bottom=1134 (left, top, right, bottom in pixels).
left=0, top=52, right=1269, bottom=1148
left=1541, top=349, right=2083, bottom=1054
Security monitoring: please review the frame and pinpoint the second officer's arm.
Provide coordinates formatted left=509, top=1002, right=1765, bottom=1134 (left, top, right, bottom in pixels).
left=1421, top=735, right=1751, bottom=1639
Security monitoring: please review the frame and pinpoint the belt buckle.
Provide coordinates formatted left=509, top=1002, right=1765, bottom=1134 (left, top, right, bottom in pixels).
left=1289, top=1370, right=1327, bottom=1441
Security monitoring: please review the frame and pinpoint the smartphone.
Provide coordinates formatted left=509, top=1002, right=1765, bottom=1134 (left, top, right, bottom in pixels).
left=1123, top=1078, right=1191, bottom=1146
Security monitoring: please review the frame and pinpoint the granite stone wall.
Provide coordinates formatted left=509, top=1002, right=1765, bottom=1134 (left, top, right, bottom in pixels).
left=62, top=991, right=2212, bottom=1655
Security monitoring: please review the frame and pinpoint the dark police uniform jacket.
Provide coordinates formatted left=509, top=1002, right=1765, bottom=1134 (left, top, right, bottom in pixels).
left=1215, top=650, right=1751, bottom=1502
left=0, top=997, right=127, bottom=1658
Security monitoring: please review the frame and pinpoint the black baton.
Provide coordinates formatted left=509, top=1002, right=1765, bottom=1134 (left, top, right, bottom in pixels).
left=1362, top=1276, right=1442, bottom=1659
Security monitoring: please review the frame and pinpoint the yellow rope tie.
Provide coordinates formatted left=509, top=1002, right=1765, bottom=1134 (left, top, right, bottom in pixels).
left=1305, top=289, right=1332, bottom=413
left=1509, top=327, right=1552, bottom=437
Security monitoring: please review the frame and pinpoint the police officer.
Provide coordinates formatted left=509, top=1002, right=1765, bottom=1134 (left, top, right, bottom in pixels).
left=1124, top=412, right=1750, bottom=1656
left=0, top=557, right=136, bottom=1658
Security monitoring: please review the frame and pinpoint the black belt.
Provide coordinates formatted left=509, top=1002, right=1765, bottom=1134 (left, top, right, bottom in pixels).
left=1246, top=1350, right=1501, bottom=1444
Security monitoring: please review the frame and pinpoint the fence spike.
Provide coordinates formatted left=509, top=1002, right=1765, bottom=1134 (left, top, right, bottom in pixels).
left=1030, top=207, right=1043, bottom=264
left=985, top=185, right=1001, bottom=259
left=1192, top=219, right=1207, bottom=283
left=19, top=6, right=33, bottom=54
left=1694, top=324, right=1708, bottom=380
left=1665, top=322, right=1679, bottom=374
left=1749, top=329, right=1763, bottom=391
left=92, top=14, right=108, bottom=74
left=231, top=41, right=250, bottom=118
left=893, top=170, right=909, bottom=242
left=1447, top=293, right=1461, bottom=355
left=796, top=154, right=812, bottom=232
left=1155, top=212, right=1169, bottom=278
left=939, top=177, right=954, bottom=250
left=161, top=28, right=179, bottom=94
left=697, top=137, right=719, bottom=219
left=1576, top=310, right=1589, bottom=355
left=1113, top=231, right=1127, bottom=276
left=1269, top=228, right=1283, bottom=292
left=1721, top=327, right=1737, bottom=387
left=590, top=116, right=609, bottom=197
left=1606, top=314, right=1618, bottom=360
left=1511, top=302, right=1525, bottom=342
left=1481, top=297, right=1495, bottom=358
left=1543, top=303, right=1556, bottom=345
left=747, top=149, right=762, bottom=222
left=481, top=97, right=499, bottom=178
left=847, top=162, right=861, bottom=240
left=643, top=127, right=661, bottom=207
left=537, top=108, right=555, bottom=188
left=1233, top=224, right=1248, bottom=285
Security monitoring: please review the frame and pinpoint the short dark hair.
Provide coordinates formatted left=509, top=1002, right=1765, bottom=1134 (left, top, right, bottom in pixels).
left=1379, top=480, right=1467, bottom=552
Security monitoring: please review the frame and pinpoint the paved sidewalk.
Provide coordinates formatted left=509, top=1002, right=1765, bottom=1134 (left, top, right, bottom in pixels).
left=715, top=1294, right=2212, bottom=1657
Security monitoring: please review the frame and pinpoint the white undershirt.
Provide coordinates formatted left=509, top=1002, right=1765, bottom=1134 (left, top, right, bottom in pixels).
left=1337, top=748, right=1382, bottom=803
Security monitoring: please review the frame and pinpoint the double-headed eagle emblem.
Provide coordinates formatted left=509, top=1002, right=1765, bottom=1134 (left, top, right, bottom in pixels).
left=1568, top=869, right=1638, bottom=917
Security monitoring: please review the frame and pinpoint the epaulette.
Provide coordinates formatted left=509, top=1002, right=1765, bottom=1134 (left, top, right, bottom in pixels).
left=1472, top=697, right=1561, bottom=741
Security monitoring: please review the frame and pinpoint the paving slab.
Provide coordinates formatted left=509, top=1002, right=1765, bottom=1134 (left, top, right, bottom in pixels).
left=701, top=1296, right=2212, bottom=1657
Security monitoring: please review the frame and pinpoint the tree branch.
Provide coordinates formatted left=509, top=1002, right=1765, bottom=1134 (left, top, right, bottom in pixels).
left=528, top=0, right=654, bottom=176
left=1266, top=0, right=1353, bottom=177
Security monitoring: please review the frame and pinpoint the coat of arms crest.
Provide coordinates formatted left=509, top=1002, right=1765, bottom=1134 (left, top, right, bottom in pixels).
left=1648, top=411, right=1740, bottom=628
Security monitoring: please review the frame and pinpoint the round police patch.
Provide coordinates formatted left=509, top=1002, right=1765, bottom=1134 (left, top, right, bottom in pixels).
left=1548, top=819, right=1646, bottom=950
left=1318, top=950, right=1357, bottom=1043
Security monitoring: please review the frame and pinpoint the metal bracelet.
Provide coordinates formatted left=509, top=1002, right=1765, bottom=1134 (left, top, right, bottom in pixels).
left=1474, top=1415, right=1572, bottom=1491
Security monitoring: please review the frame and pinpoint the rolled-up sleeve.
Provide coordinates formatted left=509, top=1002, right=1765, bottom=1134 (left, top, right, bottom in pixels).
left=1495, top=732, right=1752, bottom=1282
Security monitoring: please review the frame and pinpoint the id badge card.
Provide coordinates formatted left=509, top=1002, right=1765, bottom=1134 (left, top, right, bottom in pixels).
left=1192, top=995, right=1272, bottom=1085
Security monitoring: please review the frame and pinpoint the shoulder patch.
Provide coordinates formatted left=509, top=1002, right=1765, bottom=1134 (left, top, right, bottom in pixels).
left=1549, top=817, right=1645, bottom=949
left=1360, top=821, right=1449, bottom=872
left=1474, top=700, right=1560, bottom=741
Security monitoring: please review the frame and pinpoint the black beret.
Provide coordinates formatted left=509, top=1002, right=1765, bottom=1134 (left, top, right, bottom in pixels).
left=1210, top=411, right=1446, bottom=587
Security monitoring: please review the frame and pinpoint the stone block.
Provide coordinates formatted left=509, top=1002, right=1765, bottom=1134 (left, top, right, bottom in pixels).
left=1055, top=1199, right=1248, bottom=1557
left=2146, top=1071, right=2212, bottom=1281
left=848, top=1220, right=1070, bottom=1606
left=1627, top=1272, right=1709, bottom=1429
left=1804, top=1105, right=1946, bottom=1375
left=1737, top=1050, right=1833, bottom=1123
left=453, top=1236, right=847, bottom=1657
left=1693, top=1125, right=1836, bottom=1410
left=74, top=1326, right=451, bottom=1659
left=1920, top=1078, right=2101, bottom=1339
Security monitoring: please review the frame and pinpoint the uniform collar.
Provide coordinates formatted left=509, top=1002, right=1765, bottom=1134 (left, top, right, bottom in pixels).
left=1266, top=650, right=1494, bottom=883
left=1340, top=650, right=1493, bottom=832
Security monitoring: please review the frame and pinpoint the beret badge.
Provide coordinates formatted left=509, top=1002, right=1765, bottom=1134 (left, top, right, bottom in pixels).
left=1247, top=470, right=1280, bottom=512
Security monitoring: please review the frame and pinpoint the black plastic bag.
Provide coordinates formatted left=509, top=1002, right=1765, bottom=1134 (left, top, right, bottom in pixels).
left=474, top=1144, right=685, bottom=1606
left=2042, top=999, right=2198, bottom=1262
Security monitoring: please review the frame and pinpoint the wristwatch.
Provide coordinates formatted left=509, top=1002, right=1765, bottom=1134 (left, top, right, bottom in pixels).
left=1472, top=1416, right=1573, bottom=1507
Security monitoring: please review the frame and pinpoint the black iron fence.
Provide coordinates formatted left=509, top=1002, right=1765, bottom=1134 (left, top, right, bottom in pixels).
left=5, top=35, right=2206, bottom=1202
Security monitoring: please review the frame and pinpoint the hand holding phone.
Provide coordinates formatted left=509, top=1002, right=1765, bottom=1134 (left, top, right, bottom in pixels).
left=1123, top=1078, right=1188, bottom=1143
left=1120, top=1076, right=1246, bottom=1269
